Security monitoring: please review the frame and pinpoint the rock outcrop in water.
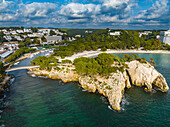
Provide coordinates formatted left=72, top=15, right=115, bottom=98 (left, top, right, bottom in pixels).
left=28, top=60, right=169, bottom=111
left=126, top=60, right=169, bottom=91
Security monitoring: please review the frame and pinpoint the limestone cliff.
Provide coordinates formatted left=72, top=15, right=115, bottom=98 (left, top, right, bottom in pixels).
left=28, top=61, right=169, bottom=111
left=79, top=71, right=131, bottom=111
left=28, top=66, right=79, bottom=83
left=126, top=60, right=169, bottom=91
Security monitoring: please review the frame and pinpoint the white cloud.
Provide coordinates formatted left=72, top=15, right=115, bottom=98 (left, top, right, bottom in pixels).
left=102, top=0, right=130, bottom=9
left=59, top=3, right=101, bottom=18
left=18, top=2, right=58, bottom=18
left=68, top=18, right=88, bottom=22
left=135, top=0, right=169, bottom=20
left=0, top=0, right=169, bottom=29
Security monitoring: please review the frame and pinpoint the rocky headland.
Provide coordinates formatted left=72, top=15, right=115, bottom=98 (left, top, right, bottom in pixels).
left=28, top=60, right=169, bottom=111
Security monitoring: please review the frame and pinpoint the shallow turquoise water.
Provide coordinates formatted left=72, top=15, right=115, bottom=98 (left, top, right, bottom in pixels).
left=1, top=53, right=170, bottom=127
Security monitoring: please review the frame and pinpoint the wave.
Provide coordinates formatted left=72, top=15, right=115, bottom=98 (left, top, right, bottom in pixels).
left=107, top=105, right=117, bottom=112
left=10, top=78, right=15, bottom=84
left=120, top=95, right=129, bottom=112
left=82, top=89, right=88, bottom=92
left=38, top=76, right=49, bottom=79
left=30, top=74, right=36, bottom=77
left=0, top=124, right=5, bottom=127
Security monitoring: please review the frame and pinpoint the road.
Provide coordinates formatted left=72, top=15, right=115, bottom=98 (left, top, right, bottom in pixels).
left=5, top=66, right=40, bottom=72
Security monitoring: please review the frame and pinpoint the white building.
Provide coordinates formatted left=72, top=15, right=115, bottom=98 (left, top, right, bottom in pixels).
left=110, top=31, right=121, bottom=36
left=55, top=30, right=64, bottom=35
left=156, top=35, right=160, bottom=39
left=16, top=30, right=24, bottom=33
left=38, top=29, right=50, bottom=35
left=3, top=41, right=19, bottom=51
left=3, top=31, right=10, bottom=35
left=3, top=36, right=12, bottom=41
left=85, top=30, right=93, bottom=34
left=0, top=46, right=5, bottom=52
left=45, top=36, right=62, bottom=43
left=10, top=31, right=17, bottom=35
left=24, top=28, right=32, bottom=33
left=33, top=33, right=44, bottom=36
left=68, top=37, right=76, bottom=41
left=2, top=29, right=7, bottom=32
left=159, top=30, right=170, bottom=45
left=28, top=34, right=35, bottom=37
left=139, top=31, right=152, bottom=37
left=14, top=36, right=22, bottom=41
left=0, top=50, right=13, bottom=59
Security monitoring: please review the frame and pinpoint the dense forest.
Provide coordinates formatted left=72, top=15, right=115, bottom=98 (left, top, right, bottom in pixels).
left=31, top=53, right=156, bottom=77
left=52, top=29, right=170, bottom=58
left=31, top=56, right=58, bottom=71
left=60, top=29, right=102, bottom=37
left=73, top=53, right=155, bottom=76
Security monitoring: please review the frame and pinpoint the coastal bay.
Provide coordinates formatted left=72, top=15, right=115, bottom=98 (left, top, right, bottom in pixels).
left=1, top=53, right=169, bottom=127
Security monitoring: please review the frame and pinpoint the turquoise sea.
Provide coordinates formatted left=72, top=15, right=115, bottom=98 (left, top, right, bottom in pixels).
left=1, top=53, right=170, bottom=127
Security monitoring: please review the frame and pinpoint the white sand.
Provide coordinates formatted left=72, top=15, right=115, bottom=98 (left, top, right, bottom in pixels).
left=58, top=49, right=170, bottom=62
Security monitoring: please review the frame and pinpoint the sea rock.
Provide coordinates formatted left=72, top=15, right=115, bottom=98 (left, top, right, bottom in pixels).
left=79, top=70, right=130, bottom=111
left=126, top=60, right=169, bottom=91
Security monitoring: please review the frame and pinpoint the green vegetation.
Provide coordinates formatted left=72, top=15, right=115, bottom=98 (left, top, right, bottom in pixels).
left=101, top=47, right=107, bottom=51
left=60, top=29, right=101, bottom=37
left=123, top=54, right=135, bottom=62
left=41, top=36, right=47, bottom=42
left=31, top=56, right=59, bottom=71
left=30, top=27, right=38, bottom=32
left=73, top=53, right=128, bottom=76
left=32, top=38, right=40, bottom=44
left=50, top=30, right=56, bottom=36
left=124, top=54, right=147, bottom=63
left=53, top=29, right=169, bottom=58
left=0, top=31, right=7, bottom=44
left=73, top=53, right=156, bottom=76
left=0, top=61, right=5, bottom=78
left=52, top=49, right=74, bottom=59
left=18, top=37, right=41, bottom=47
left=4, top=47, right=36, bottom=63
left=61, top=59, right=72, bottom=64
left=149, top=57, right=157, bottom=66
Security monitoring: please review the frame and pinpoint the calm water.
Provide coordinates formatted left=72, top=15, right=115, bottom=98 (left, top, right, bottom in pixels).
left=1, top=53, right=170, bottom=127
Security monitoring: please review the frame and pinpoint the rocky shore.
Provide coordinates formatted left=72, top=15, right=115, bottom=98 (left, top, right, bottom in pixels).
left=0, top=75, right=14, bottom=112
left=28, top=60, right=169, bottom=111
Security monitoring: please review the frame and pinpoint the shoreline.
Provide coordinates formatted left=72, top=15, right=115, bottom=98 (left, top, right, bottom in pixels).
left=60, top=49, right=170, bottom=62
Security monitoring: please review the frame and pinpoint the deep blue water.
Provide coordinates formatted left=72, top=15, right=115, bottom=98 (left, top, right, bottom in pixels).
left=1, top=53, right=170, bottom=127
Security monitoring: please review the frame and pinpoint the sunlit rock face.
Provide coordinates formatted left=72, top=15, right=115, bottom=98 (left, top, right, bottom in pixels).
left=28, top=61, right=169, bottom=111
left=126, top=60, right=169, bottom=91
left=79, top=70, right=130, bottom=111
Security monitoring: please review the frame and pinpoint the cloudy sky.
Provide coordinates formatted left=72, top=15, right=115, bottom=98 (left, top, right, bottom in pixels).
left=0, top=0, right=169, bottom=29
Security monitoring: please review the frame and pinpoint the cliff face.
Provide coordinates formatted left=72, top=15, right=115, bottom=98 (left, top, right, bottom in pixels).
left=79, top=71, right=131, bottom=111
left=28, top=67, right=79, bottom=83
left=126, top=60, right=169, bottom=91
left=28, top=61, right=169, bottom=111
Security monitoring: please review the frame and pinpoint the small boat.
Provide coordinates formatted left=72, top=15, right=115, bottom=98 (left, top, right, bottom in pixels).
left=45, top=53, right=50, bottom=56
left=14, top=62, right=19, bottom=65
left=30, top=54, right=34, bottom=58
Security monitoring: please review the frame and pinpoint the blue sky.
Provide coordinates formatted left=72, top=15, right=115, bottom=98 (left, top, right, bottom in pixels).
left=0, top=0, right=169, bottom=29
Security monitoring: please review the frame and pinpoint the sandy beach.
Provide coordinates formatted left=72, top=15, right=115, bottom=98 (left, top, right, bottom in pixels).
left=59, top=49, right=170, bottom=62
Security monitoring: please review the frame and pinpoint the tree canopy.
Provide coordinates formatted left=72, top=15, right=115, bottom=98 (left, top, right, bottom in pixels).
left=52, top=29, right=169, bottom=58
